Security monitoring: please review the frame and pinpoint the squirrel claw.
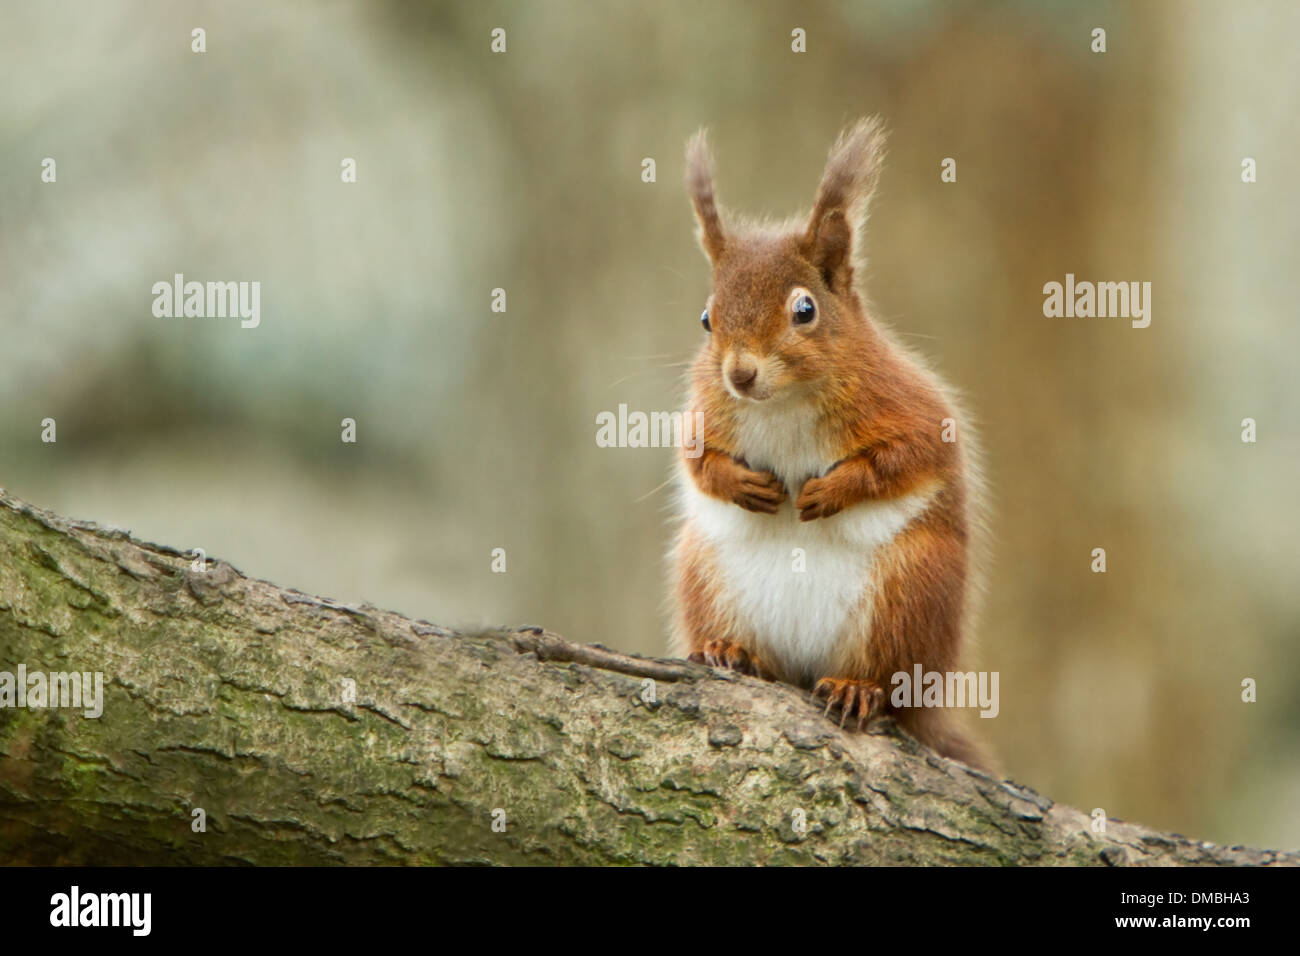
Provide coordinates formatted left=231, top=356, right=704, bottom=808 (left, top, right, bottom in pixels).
left=691, top=639, right=771, bottom=679
left=812, top=677, right=884, bottom=731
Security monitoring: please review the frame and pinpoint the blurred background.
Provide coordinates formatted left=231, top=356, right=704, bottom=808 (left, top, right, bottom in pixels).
left=1, top=0, right=1296, bottom=851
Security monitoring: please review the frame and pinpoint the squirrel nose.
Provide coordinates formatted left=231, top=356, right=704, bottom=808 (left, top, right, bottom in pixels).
left=728, top=363, right=759, bottom=392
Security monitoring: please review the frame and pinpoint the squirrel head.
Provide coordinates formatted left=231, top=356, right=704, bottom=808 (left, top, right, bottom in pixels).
left=685, top=117, right=886, bottom=404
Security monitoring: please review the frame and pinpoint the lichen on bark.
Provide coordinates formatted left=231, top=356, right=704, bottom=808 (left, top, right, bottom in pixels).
left=0, top=489, right=1294, bottom=866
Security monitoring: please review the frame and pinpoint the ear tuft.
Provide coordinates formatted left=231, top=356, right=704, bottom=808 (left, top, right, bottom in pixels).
left=685, top=128, right=726, bottom=263
left=802, top=116, right=887, bottom=292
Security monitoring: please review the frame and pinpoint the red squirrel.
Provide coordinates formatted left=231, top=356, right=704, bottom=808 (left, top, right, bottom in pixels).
left=670, top=118, right=990, bottom=771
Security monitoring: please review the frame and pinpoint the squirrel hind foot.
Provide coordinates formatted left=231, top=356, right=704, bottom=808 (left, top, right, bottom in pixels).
left=689, top=638, right=773, bottom=680
left=812, top=677, right=885, bottom=730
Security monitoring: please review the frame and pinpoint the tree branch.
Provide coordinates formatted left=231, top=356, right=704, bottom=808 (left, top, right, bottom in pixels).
left=0, top=489, right=1291, bottom=865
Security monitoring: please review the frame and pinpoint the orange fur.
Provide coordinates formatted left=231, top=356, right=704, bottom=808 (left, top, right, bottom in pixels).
left=671, top=119, right=992, bottom=772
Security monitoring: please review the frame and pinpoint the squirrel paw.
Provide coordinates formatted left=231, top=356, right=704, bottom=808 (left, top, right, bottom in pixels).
left=688, top=639, right=772, bottom=679
left=812, top=677, right=884, bottom=730
left=731, top=467, right=788, bottom=515
left=795, top=475, right=846, bottom=521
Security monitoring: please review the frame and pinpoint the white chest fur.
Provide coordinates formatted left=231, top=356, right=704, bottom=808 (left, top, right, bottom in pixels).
left=679, top=398, right=934, bottom=682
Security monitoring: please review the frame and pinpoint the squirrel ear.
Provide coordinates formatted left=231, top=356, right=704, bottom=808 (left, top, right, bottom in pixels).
left=685, top=128, right=726, bottom=263
left=802, top=117, right=887, bottom=293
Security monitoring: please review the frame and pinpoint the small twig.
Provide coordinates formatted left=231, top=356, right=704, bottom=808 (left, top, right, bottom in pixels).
left=508, top=626, right=700, bottom=682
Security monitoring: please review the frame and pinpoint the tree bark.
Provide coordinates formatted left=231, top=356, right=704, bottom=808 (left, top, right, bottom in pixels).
left=0, top=489, right=1292, bottom=866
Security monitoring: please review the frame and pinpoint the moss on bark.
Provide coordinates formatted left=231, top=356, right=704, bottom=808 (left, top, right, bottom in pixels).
left=0, top=490, right=1293, bottom=866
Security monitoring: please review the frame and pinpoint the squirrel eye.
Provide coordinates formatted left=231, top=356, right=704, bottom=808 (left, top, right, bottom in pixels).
left=700, top=309, right=711, bottom=333
left=792, top=293, right=817, bottom=325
